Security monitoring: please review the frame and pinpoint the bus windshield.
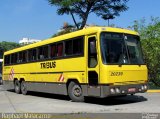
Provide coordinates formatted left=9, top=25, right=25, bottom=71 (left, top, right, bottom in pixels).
left=100, top=32, right=144, bottom=65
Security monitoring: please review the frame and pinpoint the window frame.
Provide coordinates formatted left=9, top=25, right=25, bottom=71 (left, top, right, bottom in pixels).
left=64, top=36, right=84, bottom=58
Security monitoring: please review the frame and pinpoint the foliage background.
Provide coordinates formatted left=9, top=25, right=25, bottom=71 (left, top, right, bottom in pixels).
left=0, top=41, right=20, bottom=59
left=130, top=17, right=160, bottom=88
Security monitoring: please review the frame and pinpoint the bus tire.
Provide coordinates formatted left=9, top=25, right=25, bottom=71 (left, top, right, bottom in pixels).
left=68, top=81, right=84, bottom=102
left=21, top=81, right=28, bottom=95
left=14, top=80, right=21, bottom=94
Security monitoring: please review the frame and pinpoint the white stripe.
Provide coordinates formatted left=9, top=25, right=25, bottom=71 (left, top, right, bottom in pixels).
left=60, top=75, right=64, bottom=81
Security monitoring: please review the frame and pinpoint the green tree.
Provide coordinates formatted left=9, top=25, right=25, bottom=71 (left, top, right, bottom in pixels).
left=130, top=17, right=160, bottom=86
left=0, top=41, right=20, bottom=58
left=52, top=22, right=76, bottom=37
left=48, top=0, right=129, bottom=29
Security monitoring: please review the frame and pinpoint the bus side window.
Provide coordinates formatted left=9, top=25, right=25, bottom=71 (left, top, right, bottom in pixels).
left=11, top=53, right=18, bottom=64
left=50, top=44, right=57, bottom=58
left=28, top=49, right=37, bottom=61
left=57, top=43, right=63, bottom=57
left=43, top=46, right=49, bottom=59
left=28, top=49, right=32, bottom=61
left=65, top=40, right=73, bottom=56
left=32, top=49, right=37, bottom=60
left=73, top=37, right=83, bottom=55
left=38, top=46, right=49, bottom=60
left=19, top=52, right=23, bottom=63
left=64, top=37, right=84, bottom=57
left=23, top=51, right=27, bottom=62
left=38, top=47, right=44, bottom=60
left=4, top=55, right=10, bottom=65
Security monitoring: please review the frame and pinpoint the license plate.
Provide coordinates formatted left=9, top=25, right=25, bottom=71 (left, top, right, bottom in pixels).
left=128, top=88, right=136, bottom=93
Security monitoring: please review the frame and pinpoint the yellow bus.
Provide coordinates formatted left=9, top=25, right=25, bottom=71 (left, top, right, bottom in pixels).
left=3, top=27, right=148, bottom=102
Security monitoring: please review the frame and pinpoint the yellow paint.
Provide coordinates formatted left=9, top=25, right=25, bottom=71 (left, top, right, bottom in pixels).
left=100, top=65, right=147, bottom=85
left=147, top=90, right=160, bottom=93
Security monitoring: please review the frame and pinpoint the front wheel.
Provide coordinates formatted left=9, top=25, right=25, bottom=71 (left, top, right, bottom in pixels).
left=68, top=82, right=84, bottom=102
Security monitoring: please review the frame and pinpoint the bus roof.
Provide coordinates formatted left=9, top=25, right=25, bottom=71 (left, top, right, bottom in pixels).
left=4, top=26, right=139, bottom=55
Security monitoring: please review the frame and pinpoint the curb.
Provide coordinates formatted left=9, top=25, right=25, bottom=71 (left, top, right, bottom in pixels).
left=147, top=90, right=160, bottom=93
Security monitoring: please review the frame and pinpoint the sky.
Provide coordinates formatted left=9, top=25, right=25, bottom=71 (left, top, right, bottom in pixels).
left=0, top=0, right=160, bottom=43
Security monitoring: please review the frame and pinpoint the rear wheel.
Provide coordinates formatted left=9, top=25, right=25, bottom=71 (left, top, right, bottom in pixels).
left=21, top=81, right=28, bottom=95
left=14, top=80, right=21, bottom=94
left=68, top=81, right=84, bottom=102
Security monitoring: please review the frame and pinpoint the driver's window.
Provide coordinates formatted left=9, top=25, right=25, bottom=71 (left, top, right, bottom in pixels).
left=88, top=37, right=97, bottom=68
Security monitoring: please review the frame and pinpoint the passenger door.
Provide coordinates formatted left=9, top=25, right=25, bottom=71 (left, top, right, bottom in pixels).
left=87, top=35, right=100, bottom=96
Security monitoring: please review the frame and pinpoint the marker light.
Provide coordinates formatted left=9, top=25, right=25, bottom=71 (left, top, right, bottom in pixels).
left=110, top=88, right=115, bottom=94
left=115, top=88, right=120, bottom=93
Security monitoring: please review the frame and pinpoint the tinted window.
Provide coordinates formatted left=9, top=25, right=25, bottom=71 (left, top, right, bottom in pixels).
left=50, top=44, right=57, bottom=58
left=65, top=40, right=73, bottom=56
left=125, top=35, right=144, bottom=64
left=38, top=46, right=49, bottom=60
left=19, top=51, right=27, bottom=63
left=43, top=46, right=49, bottom=59
left=100, top=32, right=144, bottom=64
left=73, top=38, right=83, bottom=55
left=28, top=49, right=37, bottom=61
left=11, top=53, right=18, bottom=64
left=88, top=37, right=97, bottom=68
left=64, top=37, right=84, bottom=56
left=57, top=43, right=63, bottom=57
left=4, top=55, right=10, bottom=65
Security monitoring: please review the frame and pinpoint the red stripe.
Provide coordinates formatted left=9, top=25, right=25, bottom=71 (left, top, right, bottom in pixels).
left=58, top=74, right=64, bottom=82
left=58, top=74, right=63, bottom=81
left=60, top=75, right=64, bottom=81
left=9, top=68, right=14, bottom=80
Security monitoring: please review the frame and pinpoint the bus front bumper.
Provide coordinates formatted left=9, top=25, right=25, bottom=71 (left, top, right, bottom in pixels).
left=100, top=83, right=148, bottom=97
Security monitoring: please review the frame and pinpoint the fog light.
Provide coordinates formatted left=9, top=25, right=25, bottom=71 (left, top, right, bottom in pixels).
left=144, top=85, right=147, bottom=90
left=122, top=90, right=125, bottom=94
left=110, top=88, right=115, bottom=94
left=115, top=88, right=120, bottom=93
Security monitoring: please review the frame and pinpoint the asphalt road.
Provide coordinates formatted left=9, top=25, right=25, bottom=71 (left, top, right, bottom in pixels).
left=0, top=85, right=160, bottom=119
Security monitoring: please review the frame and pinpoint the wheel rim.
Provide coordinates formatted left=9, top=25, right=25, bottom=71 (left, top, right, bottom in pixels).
left=21, top=82, right=26, bottom=93
left=15, top=82, right=19, bottom=91
left=73, top=85, right=82, bottom=97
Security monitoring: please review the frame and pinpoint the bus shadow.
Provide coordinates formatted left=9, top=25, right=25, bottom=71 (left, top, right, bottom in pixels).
left=7, top=89, right=147, bottom=106
left=85, top=95, right=148, bottom=106
left=27, top=91, right=147, bottom=106
left=6, top=89, right=70, bottom=101
left=27, top=91, right=70, bottom=101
